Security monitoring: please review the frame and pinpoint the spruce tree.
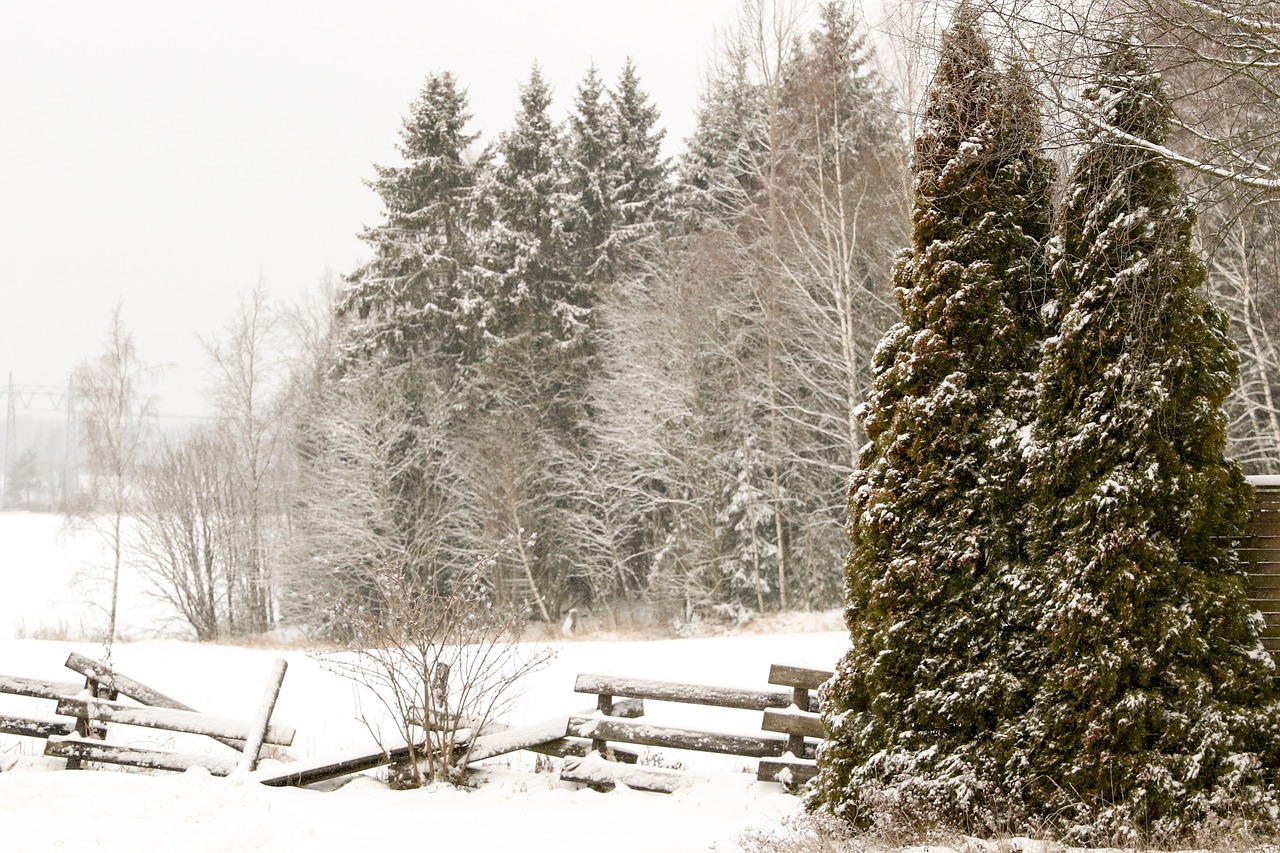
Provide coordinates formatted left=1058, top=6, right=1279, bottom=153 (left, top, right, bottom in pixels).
left=562, top=65, right=615, bottom=284
left=601, top=59, right=671, bottom=274
left=338, top=72, right=481, bottom=367
left=1020, top=41, right=1280, bottom=843
left=811, top=9, right=1054, bottom=831
left=476, top=65, right=587, bottom=370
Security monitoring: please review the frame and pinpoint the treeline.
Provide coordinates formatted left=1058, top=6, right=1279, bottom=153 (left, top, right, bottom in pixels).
left=65, top=0, right=1280, bottom=642
left=284, top=1, right=908, bottom=634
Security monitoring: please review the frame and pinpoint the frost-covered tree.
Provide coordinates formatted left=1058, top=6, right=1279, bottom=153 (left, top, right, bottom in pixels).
left=475, top=65, right=584, bottom=366
left=338, top=72, right=482, bottom=367
left=812, top=8, right=1055, bottom=831
left=1018, top=41, right=1280, bottom=844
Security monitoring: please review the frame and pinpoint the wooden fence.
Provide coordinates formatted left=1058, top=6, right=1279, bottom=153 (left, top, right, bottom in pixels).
left=562, top=663, right=831, bottom=793
left=0, top=653, right=293, bottom=775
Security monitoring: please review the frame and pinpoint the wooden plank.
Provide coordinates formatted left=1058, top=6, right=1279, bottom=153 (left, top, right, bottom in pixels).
left=566, top=716, right=796, bottom=758
left=0, top=714, right=75, bottom=739
left=757, top=757, right=819, bottom=790
left=1246, top=573, right=1280, bottom=591
left=238, top=658, right=288, bottom=773
left=44, top=737, right=239, bottom=776
left=460, top=716, right=574, bottom=766
left=766, top=664, right=832, bottom=692
left=54, top=698, right=295, bottom=746
left=761, top=708, right=826, bottom=740
left=574, top=674, right=791, bottom=712
left=251, top=741, right=424, bottom=787
left=559, top=754, right=687, bottom=794
left=525, top=738, right=640, bottom=764
left=0, top=675, right=84, bottom=701
left=1244, top=519, right=1280, bottom=537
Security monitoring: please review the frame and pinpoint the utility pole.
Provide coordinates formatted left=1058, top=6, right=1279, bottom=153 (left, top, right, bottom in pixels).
left=3, top=372, right=15, bottom=508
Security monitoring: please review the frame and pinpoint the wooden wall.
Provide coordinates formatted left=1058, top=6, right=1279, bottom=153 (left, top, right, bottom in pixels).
left=1243, top=476, right=1280, bottom=661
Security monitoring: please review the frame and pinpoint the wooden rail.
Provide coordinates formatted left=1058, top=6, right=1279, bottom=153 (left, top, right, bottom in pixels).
left=757, top=664, right=831, bottom=790
left=0, top=654, right=298, bottom=776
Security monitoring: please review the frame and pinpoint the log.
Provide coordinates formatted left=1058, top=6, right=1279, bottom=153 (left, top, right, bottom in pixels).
left=761, top=707, right=826, bottom=740
left=525, top=738, right=640, bottom=764
left=559, top=753, right=687, bottom=794
left=566, top=716, right=795, bottom=758
left=250, top=741, right=424, bottom=788
left=0, top=675, right=84, bottom=700
left=0, top=714, right=74, bottom=739
left=64, top=653, right=248, bottom=751
left=44, top=736, right=239, bottom=776
left=238, top=658, right=288, bottom=772
left=456, top=716, right=570, bottom=766
left=575, top=674, right=791, bottom=711
left=54, top=698, right=295, bottom=746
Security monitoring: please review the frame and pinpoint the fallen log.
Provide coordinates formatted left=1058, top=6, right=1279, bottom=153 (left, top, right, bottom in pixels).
left=250, top=741, right=424, bottom=788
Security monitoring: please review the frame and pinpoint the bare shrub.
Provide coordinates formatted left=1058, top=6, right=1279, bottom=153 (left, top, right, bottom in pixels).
left=314, top=540, right=555, bottom=788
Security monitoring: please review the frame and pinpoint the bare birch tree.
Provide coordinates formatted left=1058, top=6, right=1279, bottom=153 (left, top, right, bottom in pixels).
left=71, top=304, right=157, bottom=658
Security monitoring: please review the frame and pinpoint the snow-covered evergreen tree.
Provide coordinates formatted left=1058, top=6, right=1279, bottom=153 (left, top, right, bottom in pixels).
left=811, top=8, right=1055, bottom=831
left=338, top=72, right=481, bottom=367
left=561, top=65, right=615, bottom=285
left=600, top=59, right=671, bottom=275
left=561, top=61, right=671, bottom=286
left=1018, top=40, right=1280, bottom=844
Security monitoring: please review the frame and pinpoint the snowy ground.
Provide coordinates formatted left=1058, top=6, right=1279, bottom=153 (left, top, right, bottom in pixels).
left=0, top=510, right=864, bottom=852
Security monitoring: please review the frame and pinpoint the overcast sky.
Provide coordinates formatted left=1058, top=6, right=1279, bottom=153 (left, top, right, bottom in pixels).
left=1, top=0, right=745, bottom=419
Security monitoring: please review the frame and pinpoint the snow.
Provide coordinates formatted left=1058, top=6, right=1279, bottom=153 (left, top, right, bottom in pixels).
left=0, top=510, right=856, bottom=852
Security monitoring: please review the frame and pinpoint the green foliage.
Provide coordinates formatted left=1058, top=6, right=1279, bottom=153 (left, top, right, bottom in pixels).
left=338, top=72, right=482, bottom=368
left=1018, top=40, right=1280, bottom=844
left=811, top=8, right=1054, bottom=832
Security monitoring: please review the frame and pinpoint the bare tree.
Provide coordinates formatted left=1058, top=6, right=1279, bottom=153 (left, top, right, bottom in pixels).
left=200, top=282, right=288, bottom=633
left=132, top=428, right=235, bottom=640
left=71, top=304, right=157, bottom=658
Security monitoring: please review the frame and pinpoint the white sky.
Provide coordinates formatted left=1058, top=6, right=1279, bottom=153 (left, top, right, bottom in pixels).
left=1, top=0, right=744, bottom=418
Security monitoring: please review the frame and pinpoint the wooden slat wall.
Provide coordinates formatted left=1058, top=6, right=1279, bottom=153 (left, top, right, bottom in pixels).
left=1243, top=478, right=1280, bottom=662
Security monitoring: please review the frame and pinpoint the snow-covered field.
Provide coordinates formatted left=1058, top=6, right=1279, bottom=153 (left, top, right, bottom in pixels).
left=0, top=511, right=857, bottom=852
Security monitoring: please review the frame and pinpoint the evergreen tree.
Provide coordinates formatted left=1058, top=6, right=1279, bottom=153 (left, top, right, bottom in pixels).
left=562, top=60, right=671, bottom=285
left=677, top=45, right=766, bottom=228
left=562, top=65, right=615, bottom=284
left=338, top=72, right=481, bottom=367
left=1019, top=41, right=1280, bottom=843
left=600, top=59, right=671, bottom=275
left=811, top=8, right=1054, bottom=831
left=476, top=65, right=589, bottom=372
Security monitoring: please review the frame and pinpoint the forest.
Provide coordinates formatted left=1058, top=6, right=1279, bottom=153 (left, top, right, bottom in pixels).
left=19, top=0, right=1280, bottom=649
